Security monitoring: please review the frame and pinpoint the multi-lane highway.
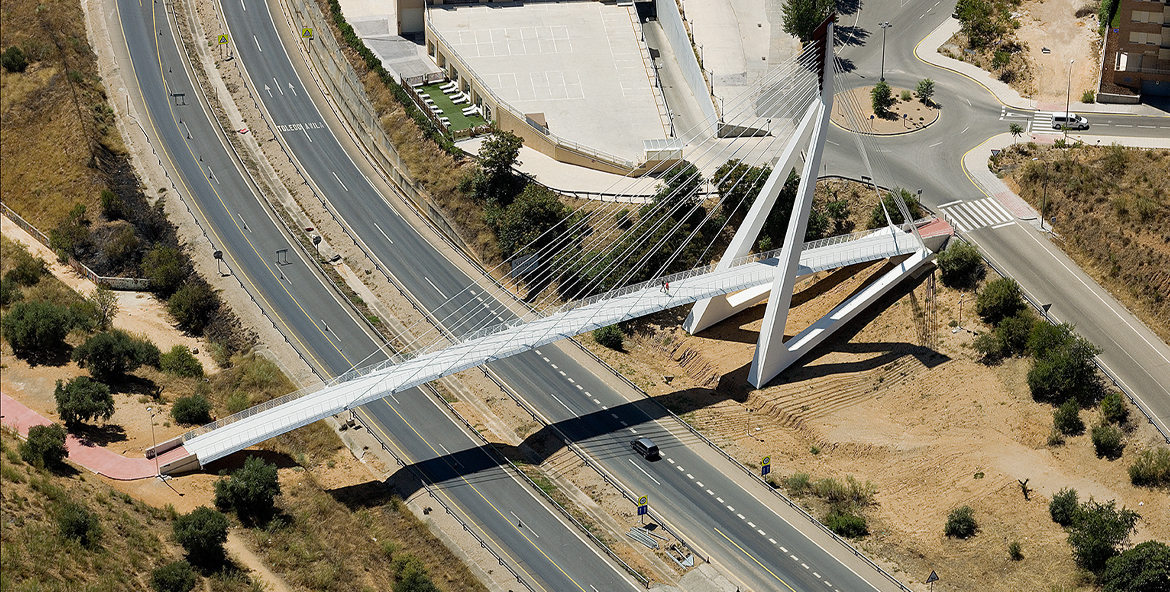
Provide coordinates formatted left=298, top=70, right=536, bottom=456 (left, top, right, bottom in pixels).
left=214, top=1, right=907, bottom=590
left=826, top=0, right=1170, bottom=434
left=111, top=1, right=640, bottom=590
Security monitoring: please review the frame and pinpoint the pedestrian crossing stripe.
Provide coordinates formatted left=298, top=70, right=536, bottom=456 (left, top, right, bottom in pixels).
left=940, top=197, right=1014, bottom=232
left=218, top=34, right=229, bottom=45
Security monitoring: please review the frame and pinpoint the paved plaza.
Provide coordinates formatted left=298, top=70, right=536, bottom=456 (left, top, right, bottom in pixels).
left=428, top=2, right=670, bottom=160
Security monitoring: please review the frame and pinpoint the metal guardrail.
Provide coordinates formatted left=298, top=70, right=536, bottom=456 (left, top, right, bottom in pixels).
left=351, top=411, right=539, bottom=592
left=1, top=202, right=152, bottom=291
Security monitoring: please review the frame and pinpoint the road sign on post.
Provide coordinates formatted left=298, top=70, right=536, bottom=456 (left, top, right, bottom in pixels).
left=925, top=570, right=939, bottom=591
left=218, top=34, right=229, bottom=45
left=302, top=27, right=314, bottom=40
left=761, top=456, right=771, bottom=477
left=637, top=495, right=648, bottom=522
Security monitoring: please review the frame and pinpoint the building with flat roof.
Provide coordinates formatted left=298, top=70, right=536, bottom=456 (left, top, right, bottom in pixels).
left=1109, top=0, right=1170, bottom=96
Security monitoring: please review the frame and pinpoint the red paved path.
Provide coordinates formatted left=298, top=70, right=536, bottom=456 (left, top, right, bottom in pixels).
left=1, top=393, right=189, bottom=480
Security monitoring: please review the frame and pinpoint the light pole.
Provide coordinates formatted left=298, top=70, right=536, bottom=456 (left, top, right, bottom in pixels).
left=147, top=406, right=159, bottom=478
left=878, top=22, right=893, bottom=81
left=1032, top=157, right=1049, bottom=230
left=1064, top=58, right=1074, bottom=143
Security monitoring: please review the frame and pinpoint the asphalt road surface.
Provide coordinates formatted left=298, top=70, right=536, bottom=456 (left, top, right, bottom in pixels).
left=217, top=0, right=908, bottom=590
left=826, top=0, right=1170, bottom=435
left=112, top=1, right=639, bottom=590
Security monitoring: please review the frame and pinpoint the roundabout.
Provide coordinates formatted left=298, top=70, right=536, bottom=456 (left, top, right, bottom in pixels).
left=831, top=85, right=941, bottom=135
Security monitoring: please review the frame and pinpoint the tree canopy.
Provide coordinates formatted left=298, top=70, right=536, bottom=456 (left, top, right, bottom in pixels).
left=1067, top=498, right=1140, bottom=572
left=72, top=330, right=160, bottom=382
left=54, top=376, right=115, bottom=425
left=781, top=0, right=835, bottom=42
left=214, top=456, right=281, bottom=524
left=173, top=507, right=229, bottom=567
left=1100, top=540, right=1170, bottom=592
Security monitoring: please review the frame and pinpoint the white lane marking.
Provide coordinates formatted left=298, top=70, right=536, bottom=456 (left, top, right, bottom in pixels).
left=716, top=497, right=724, bottom=503
left=241, top=0, right=246, bottom=10
left=814, top=572, right=821, bottom=578
left=629, top=427, right=637, bottom=433
left=961, top=126, right=970, bottom=134
left=611, top=413, right=619, bottom=419
left=566, top=377, right=575, bottom=383
left=424, top=277, right=446, bottom=299
left=510, top=512, right=538, bottom=537
left=802, top=563, right=809, bottom=569
left=696, top=481, right=703, bottom=487
left=770, top=538, right=777, bottom=544
left=992, top=221, right=1015, bottom=229
left=1115, top=124, right=1133, bottom=127
left=558, top=370, right=566, bottom=376
left=583, top=392, right=591, bottom=397
left=929, top=141, right=943, bottom=147
left=758, top=529, right=767, bottom=536
left=331, top=171, right=348, bottom=191
left=254, top=36, right=262, bottom=52
left=965, top=97, right=971, bottom=106
left=549, top=392, right=575, bottom=415
left=737, top=514, right=745, bottom=520
left=706, top=489, right=714, bottom=495
left=629, top=459, right=661, bottom=485
left=687, top=474, right=693, bottom=479
left=542, top=357, right=549, bottom=362
left=939, top=199, right=963, bottom=208
left=274, top=78, right=282, bottom=94
left=533, top=349, right=540, bottom=355
left=592, top=398, right=600, bottom=404
left=620, top=421, right=628, bottom=426
left=726, top=506, right=735, bottom=511
left=790, top=555, right=799, bottom=560
left=748, top=521, right=756, bottom=527
left=780, top=546, right=788, bottom=552
left=667, top=458, right=675, bottom=464
left=676, top=466, right=684, bottom=471
left=576, top=385, right=584, bottom=390
left=549, top=363, right=557, bottom=368
left=373, top=222, right=393, bottom=244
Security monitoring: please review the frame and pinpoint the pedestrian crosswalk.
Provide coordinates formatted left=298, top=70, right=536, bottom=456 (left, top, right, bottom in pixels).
left=939, top=197, right=1015, bottom=232
left=999, top=106, right=1034, bottom=134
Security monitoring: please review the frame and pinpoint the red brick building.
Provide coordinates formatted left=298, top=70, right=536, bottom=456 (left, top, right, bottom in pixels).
left=1110, top=0, right=1170, bottom=96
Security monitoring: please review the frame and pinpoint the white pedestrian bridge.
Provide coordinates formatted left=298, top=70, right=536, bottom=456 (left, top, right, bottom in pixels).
left=156, top=223, right=943, bottom=473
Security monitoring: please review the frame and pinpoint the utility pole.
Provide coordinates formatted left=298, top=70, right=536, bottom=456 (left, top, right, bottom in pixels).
left=879, top=22, right=893, bottom=81
left=1032, top=157, right=1049, bottom=230
left=1064, top=58, right=1074, bottom=143
left=147, top=407, right=159, bottom=478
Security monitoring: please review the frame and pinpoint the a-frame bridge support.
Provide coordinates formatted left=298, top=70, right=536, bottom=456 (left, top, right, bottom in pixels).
left=683, top=16, right=934, bottom=388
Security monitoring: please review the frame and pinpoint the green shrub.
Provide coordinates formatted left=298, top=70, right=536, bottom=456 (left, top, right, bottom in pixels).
left=1028, top=335, right=1104, bottom=406
left=4, top=256, right=47, bottom=286
left=784, top=472, right=811, bottom=495
left=1127, top=448, right=1170, bottom=487
left=1053, top=399, right=1085, bottom=436
left=1081, top=90, right=1096, bottom=104
left=0, top=277, right=22, bottom=307
left=49, top=203, right=91, bottom=261
left=1099, top=392, right=1128, bottom=425
left=1091, top=423, right=1124, bottom=459
left=1049, top=487, right=1079, bottom=526
left=214, top=456, right=280, bottom=524
left=1067, top=498, right=1139, bottom=572
left=2, top=45, right=29, bottom=72
left=871, top=81, right=895, bottom=115
left=824, top=510, right=868, bottom=537
left=150, top=561, right=198, bottom=592
left=976, top=278, right=1025, bottom=325
left=143, top=245, right=187, bottom=297
left=54, top=376, right=114, bottom=425
left=1, top=300, right=75, bottom=359
left=916, top=78, right=935, bottom=103
left=1028, top=321, right=1074, bottom=359
left=99, top=188, right=125, bottom=220
left=173, top=507, right=228, bottom=567
left=593, top=324, right=624, bottom=350
left=945, top=505, right=978, bottom=538
left=866, top=188, right=923, bottom=229
left=167, top=283, right=220, bottom=334
left=56, top=501, right=102, bottom=547
left=171, top=394, right=212, bottom=426
left=1099, top=540, right=1170, bottom=592
left=160, top=345, right=204, bottom=378
left=1008, top=540, right=1023, bottom=560
left=71, top=330, right=159, bottom=381
left=936, top=240, right=982, bottom=288
left=19, top=423, right=69, bottom=469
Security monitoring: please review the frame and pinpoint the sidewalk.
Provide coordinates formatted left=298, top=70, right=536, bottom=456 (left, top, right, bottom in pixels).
left=915, top=18, right=1169, bottom=117
left=1, top=393, right=187, bottom=480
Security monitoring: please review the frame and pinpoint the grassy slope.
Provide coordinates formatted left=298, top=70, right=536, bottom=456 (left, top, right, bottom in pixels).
left=0, top=430, right=256, bottom=592
left=995, top=143, right=1169, bottom=342
left=0, top=0, right=119, bottom=231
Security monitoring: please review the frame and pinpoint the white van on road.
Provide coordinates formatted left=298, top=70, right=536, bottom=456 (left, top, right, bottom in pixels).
left=1052, top=112, right=1090, bottom=130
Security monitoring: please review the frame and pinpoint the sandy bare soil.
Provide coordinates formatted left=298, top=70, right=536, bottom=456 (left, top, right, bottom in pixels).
left=832, top=86, right=941, bottom=135
left=1016, top=0, right=1103, bottom=104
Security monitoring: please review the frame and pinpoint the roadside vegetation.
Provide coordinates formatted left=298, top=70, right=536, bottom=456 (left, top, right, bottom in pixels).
left=991, top=143, right=1169, bottom=343
left=771, top=472, right=877, bottom=538
left=940, top=0, right=1034, bottom=95
left=1, top=0, right=252, bottom=363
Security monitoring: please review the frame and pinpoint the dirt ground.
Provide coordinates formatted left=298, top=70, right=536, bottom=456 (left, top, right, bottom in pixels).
left=578, top=258, right=1169, bottom=592
left=832, top=86, right=941, bottom=135
left=1016, top=0, right=1103, bottom=103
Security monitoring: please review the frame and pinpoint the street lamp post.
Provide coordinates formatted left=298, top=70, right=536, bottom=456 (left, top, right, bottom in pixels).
left=147, top=406, right=159, bottom=478
left=879, top=22, right=893, bottom=81
left=1064, top=58, right=1074, bottom=143
left=1032, top=157, right=1049, bottom=230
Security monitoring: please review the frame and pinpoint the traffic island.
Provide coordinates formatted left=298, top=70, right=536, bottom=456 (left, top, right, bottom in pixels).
left=831, top=85, right=940, bottom=135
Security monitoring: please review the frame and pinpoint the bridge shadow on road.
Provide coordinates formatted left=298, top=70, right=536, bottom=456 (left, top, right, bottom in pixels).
left=327, top=261, right=950, bottom=507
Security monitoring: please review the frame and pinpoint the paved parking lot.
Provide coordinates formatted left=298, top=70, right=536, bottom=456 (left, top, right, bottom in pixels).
left=428, top=2, right=669, bottom=160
